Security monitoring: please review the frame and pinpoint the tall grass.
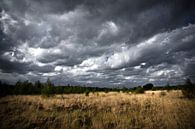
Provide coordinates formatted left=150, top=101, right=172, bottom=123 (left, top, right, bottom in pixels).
left=0, top=90, right=195, bottom=129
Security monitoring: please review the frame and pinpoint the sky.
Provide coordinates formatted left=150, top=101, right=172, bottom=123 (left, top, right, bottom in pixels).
left=0, top=0, right=195, bottom=87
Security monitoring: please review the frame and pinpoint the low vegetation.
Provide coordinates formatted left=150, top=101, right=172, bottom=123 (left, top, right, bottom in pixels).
left=0, top=79, right=194, bottom=129
left=181, top=78, right=195, bottom=99
left=1, top=78, right=194, bottom=98
left=0, top=91, right=195, bottom=129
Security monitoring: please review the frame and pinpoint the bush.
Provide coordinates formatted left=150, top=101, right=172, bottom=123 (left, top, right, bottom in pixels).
left=182, top=79, right=195, bottom=99
left=85, top=90, right=90, bottom=96
left=143, top=83, right=153, bottom=90
left=134, top=86, right=145, bottom=94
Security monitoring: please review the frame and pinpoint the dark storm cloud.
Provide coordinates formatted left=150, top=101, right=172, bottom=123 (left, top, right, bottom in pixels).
left=0, top=0, right=195, bottom=86
left=0, top=56, right=29, bottom=74
left=185, top=62, right=195, bottom=79
left=2, top=0, right=195, bottom=45
left=0, top=55, right=54, bottom=74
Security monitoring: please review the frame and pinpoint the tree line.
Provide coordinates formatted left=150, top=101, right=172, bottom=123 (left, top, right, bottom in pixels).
left=0, top=78, right=120, bottom=97
left=0, top=78, right=194, bottom=98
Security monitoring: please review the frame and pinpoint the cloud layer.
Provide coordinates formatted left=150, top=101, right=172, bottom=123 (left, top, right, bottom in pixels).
left=0, top=0, right=195, bottom=87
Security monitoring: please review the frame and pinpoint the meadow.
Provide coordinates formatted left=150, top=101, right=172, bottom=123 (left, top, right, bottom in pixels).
left=0, top=90, right=195, bottom=129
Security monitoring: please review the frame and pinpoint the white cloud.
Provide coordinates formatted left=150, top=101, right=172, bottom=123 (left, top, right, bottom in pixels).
left=134, top=65, right=141, bottom=69
left=65, top=24, right=195, bottom=78
left=97, top=21, right=119, bottom=39
left=182, top=34, right=195, bottom=42
left=148, top=64, right=183, bottom=78
left=49, top=7, right=89, bottom=23
left=0, top=10, right=18, bottom=34
left=42, top=72, right=59, bottom=77
left=106, top=21, right=119, bottom=34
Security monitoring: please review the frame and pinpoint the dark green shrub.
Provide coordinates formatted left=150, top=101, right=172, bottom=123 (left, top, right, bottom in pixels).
left=182, top=79, right=195, bottom=99
left=134, top=86, right=145, bottom=94
left=85, top=90, right=90, bottom=96
left=143, top=83, right=153, bottom=90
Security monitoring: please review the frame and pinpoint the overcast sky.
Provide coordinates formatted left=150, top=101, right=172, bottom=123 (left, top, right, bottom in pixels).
left=0, top=0, right=195, bottom=87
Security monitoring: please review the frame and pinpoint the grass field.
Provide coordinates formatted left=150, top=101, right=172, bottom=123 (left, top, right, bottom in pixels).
left=0, top=90, right=195, bottom=129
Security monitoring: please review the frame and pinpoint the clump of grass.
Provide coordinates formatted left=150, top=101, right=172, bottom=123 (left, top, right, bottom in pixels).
left=71, top=116, right=84, bottom=129
left=159, top=91, right=166, bottom=97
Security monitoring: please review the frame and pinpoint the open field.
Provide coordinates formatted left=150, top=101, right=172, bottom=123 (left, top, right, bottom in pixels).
left=0, top=90, right=195, bottom=129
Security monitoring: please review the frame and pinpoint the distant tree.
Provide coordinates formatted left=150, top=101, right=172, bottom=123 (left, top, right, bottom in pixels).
left=182, top=78, right=195, bottom=98
left=35, top=80, right=42, bottom=88
left=0, top=80, right=4, bottom=96
left=15, top=80, right=22, bottom=87
left=41, top=78, right=54, bottom=97
left=46, top=78, right=53, bottom=86
left=14, top=80, right=22, bottom=94
left=122, top=87, right=129, bottom=93
left=55, top=86, right=64, bottom=94
left=165, top=82, right=171, bottom=91
left=143, top=83, right=153, bottom=90
left=186, top=78, right=193, bottom=86
left=34, top=80, right=42, bottom=94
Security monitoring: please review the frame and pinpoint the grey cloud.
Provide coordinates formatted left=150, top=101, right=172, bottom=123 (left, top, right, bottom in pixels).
left=185, top=62, right=195, bottom=80
left=0, top=56, right=30, bottom=74
left=0, top=0, right=195, bottom=86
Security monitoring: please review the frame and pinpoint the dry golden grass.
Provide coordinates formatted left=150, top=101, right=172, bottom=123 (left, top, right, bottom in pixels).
left=0, top=90, right=195, bottom=129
